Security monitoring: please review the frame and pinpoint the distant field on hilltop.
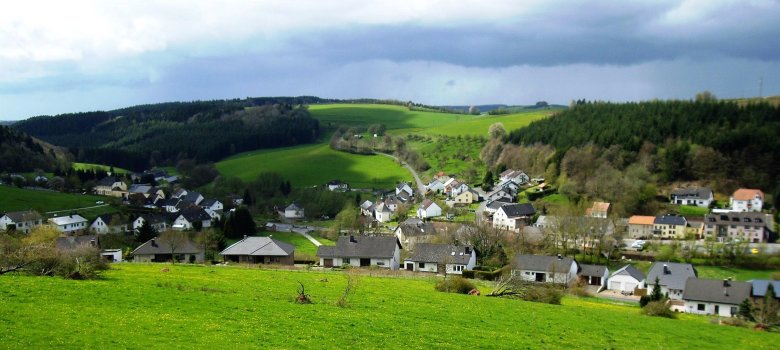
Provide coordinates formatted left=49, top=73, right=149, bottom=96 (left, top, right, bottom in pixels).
left=215, top=143, right=411, bottom=188
left=0, top=264, right=776, bottom=349
left=73, top=162, right=130, bottom=174
left=0, top=185, right=116, bottom=219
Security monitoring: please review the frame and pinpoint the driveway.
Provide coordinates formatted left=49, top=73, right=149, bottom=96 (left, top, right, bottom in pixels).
left=376, top=152, right=426, bottom=197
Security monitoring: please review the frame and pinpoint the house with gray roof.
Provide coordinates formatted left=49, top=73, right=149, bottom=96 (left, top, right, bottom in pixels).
left=703, top=212, right=772, bottom=243
left=56, top=235, right=99, bottom=250
left=512, top=254, right=579, bottom=285
left=127, top=184, right=165, bottom=201
left=49, top=214, right=88, bottom=234
left=199, top=198, right=223, bottom=213
left=284, top=202, right=304, bottom=219
left=683, top=278, right=751, bottom=317
left=404, top=243, right=476, bottom=274
left=220, top=236, right=295, bottom=265
left=180, top=191, right=204, bottom=205
left=131, top=236, right=204, bottom=263
left=578, top=264, right=609, bottom=289
left=608, top=265, right=646, bottom=293
left=493, top=203, right=535, bottom=232
left=652, top=214, right=688, bottom=239
left=670, top=187, right=713, bottom=208
left=0, top=210, right=43, bottom=233
left=317, top=235, right=402, bottom=270
left=89, top=214, right=128, bottom=234
left=646, top=262, right=697, bottom=301
left=416, top=199, right=442, bottom=219
left=749, top=280, right=780, bottom=301
left=172, top=206, right=212, bottom=230
left=393, top=218, right=436, bottom=250
left=132, top=214, right=170, bottom=233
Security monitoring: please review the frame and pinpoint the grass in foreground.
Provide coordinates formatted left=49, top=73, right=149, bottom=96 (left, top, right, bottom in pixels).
left=0, top=264, right=776, bottom=349
left=216, top=143, right=411, bottom=188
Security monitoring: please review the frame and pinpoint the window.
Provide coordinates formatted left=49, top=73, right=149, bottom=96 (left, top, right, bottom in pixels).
left=343, top=258, right=350, bottom=264
left=419, top=262, right=425, bottom=268
left=730, top=307, right=737, bottom=315
left=376, top=261, right=385, bottom=266
left=697, top=304, right=705, bottom=311
left=453, top=265, right=464, bottom=272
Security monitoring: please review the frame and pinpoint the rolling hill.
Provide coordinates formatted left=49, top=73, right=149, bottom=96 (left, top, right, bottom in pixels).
left=0, top=125, right=70, bottom=173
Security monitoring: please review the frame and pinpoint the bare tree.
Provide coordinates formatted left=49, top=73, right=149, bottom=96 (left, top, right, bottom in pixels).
left=159, top=230, right=189, bottom=264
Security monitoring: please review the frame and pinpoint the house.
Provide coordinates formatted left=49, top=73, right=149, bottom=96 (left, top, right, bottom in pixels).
left=157, top=198, right=183, bottom=213
left=447, top=188, right=479, bottom=207
left=512, top=254, right=579, bottom=285
left=132, top=214, right=170, bottom=233
left=101, top=249, right=123, bottom=262
left=646, top=262, right=697, bottom=301
left=131, top=237, right=205, bottom=263
left=172, top=206, right=212, bottom=230
left=749, top=280, right=780, bottom=302
left=499, top=169, right=529, bottom=185
left=359, top=200, right=374, bottom=216
left=374, top=202, right=392, bottom=223
left=171, top=188, right=188, bottom=199
left=393, top=218, right=437, bottom=250
left=730, top=188, right=764, bottom=212
left=670, top=187, right=713, bottom=208
left=404, top=243, right=476, bottom=274
left=627, top=215, right=655, bottom=239
left=450, top=182, right=470, bottom=197
left=56, top=235, right=99, bottom=250
left=89, top=214, right=127, bottom=234
left=180, top=191, right=204, bottom=205
left=95, top=176, right=127, bottom=197
left=199, top=199, right=223, bottom=213
left=608, top=265, right=646, bottom=293
left=316, top=235, right=402, bottom=269
left=486, top=189, right=514, bottom=203
left=426, top=179, right=445, bottom=194
left=533, top=215, right=557, bottom=230
left=326, top=180, right=349, bottom=192
left=284, top=202, right=305, bottom=220
left=416, top=199, right=442, bottom=219
left=127, top=184, right=165, bottom=202
left=220, top=236, right=295, bottom=265
left=578, top=264, right=608, bottom=289
left=703, top=212, right=771, bottom=243
left=495, top=179, right=521, bottom=196
left=49, top=214, right=88, bottom=234
left=585, top=202, right=610, bottom=218
left=653, top=215, right=688, bottom=239
left=484, top=200, right=512, bottom=216
left=0, top=210, right=43, bottom=233
left=492, top=203, right=535, bottom=232
left=683, top=278, right=752, bottom=317
left=395, top=182, right=414, bottom=197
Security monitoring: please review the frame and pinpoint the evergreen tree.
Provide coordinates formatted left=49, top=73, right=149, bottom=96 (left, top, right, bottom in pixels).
left=242, top=188, right=254, bottom=206
left=136, top=219, right=157, bottom=243
left=223, top=207, right=257, bottom=239
left=481, top=170, right=494, bottom=191
left=650, top=276, right=663, bottom=301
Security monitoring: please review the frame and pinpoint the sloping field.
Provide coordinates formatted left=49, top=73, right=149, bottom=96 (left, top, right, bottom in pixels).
left=0, top=264, right=776, bottom=349
left=0, top=185, right=110, bottom=214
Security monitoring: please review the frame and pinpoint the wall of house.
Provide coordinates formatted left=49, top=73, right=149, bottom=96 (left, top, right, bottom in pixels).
left=284, top=209, right=304, bottom=219
left=445, top=263, right=466, bottom=274
left=684, top=301, right=740, bottom=317
left=54, top=221, right=87, bottom=233
left=413, top=261, right=438, bottom=273
left=628, top=224, right=652, bottom=238
left=608, top=275, right=643, bottom=292
left=731, top=198, right=762, bottom=212
left=704, top=224, right=767, bottom=243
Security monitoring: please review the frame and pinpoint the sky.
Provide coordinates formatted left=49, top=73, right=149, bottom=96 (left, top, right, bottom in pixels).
left=1, top=0, right=779, bottom=120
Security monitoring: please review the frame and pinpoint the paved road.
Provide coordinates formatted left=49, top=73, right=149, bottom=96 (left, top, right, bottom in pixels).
left=376, top=152, right=426, bottom=197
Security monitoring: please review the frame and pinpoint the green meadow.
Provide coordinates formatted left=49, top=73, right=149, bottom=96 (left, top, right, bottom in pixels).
left=0, top=185, right=111, bottom=214
left=0, top=264, right=776, bottom=349
left=72, top=162, right=130, bottom=174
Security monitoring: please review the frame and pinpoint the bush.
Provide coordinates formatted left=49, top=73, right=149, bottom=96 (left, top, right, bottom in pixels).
left=55, top=246, right=109, bottom=280
left=641, top=301, right=676, bottom=318
left=720, top=317, right=748, bottom=328
left=568, top=280, right=589, bottom=297
left=523, top=285, right=563, bottom=305
left=435, top=277, right=476, bottom=294
left=462, top=270, right=476, bottom=279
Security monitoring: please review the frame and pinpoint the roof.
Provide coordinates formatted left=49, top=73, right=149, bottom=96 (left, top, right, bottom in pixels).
left=96, top=176, right=121, bottom=187
left=2, top=210, right=42, bottom=223
left=131, top=236, right=202, bottom=255
left=137, top=214, right=168, bottom=225
left=220, top=236, right=294, bottom=257
left=181, top=192, right=203, bottom=203
left=514, top=254, right=577, bottom=273
left=56, top=235, right=99, bottom=250
left=671, top=187, right=712, bottom=199
left=750, top=280, right=780, bottom=298
left=316, top=235, right=401, bottom=259
left=646, top=262, right=697, bottom=290
left=157, top=198, right=181, bottom=207
left=732, top=188, right=764, bottom=201
left=420, top=199, right=439, bottom=210
left=579, top=264, right=608, bottom=277
left=591, top=202, right=610, bottom=213
left=499, top=203, right=535, bottom=218
left=177, top=206, right=211, bottom=222
left=704, top=212, right=769, bottom=226
left=360, top=200, right=374, bottom=210
left=610, top=265, right=646, bottom=282
left=95, top=214, right=122, bottom=226
left=683, top=278, right=752, bottom=305
left=327, top=179, right=344, bottom=185
left=487, top=200, right=512, bottom=210
left=654, top=214, right=687, bottom=226
left=199, top=198, right=219, bottom=207
left=285, top=202, right=303, bottom=211
left=50, top=214, right=87, bottom=225
left=375, top=202, right=391, bottom=213
left=397, top=218, right=436, bottom=237
left=408, top=243, right=473, bottom=265
left=128, top=184, right=155, bottom=194
left=628, top=215, right=655, bottom=225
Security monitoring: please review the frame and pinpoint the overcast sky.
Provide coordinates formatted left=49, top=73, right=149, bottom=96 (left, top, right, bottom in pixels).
left=1, top=0, right=779, bottom=120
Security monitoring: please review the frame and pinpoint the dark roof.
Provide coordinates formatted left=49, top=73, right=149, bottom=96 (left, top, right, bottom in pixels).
left=750, top=280, right=780, bottom=298
left=177, top=206, right=211, bottom=222
left=579, top=264, right=608, bottom=277
left=327, top=180, right=344, bottom=185
left=397, top=218, right=436, bottom=237
left=220, top=237, right=294, bottom=257
left=499, top=203, right=535, bottom=217
left=646, top=262, right=697, bottom=290
left=199, top=198, right=219, bottom=207
left=514, top=254, right=577, bottom=273
left=408, top=243, right=473, bottom=264
left=704, top=212, right=769, bottom=226
left=157, top=198, right=181, bottom=207
left=487, top=200, right=511, bottom=210
left=2, top=210, right=42, bottom=223
left=181, top=192, right=203, bottom=204
left=654, top=215, right=687, bottom=226
left=138, top=214, right=168, bottom=225
left=95, top=214, right=122, bottom=226
left=683, top=278, right=752, bottom=305
left=671, top=187, right=712, bottom=199
left=56, top=235, right=99, bottom=250
left=132, top=236, right=202, bottom=255
left=96, top=176, right=120, bottom=187
left=317, top=235, right=401, bottom=259
left=610, top=265, right=646, bottom=282
left=420, top=199, right=438, bottom=210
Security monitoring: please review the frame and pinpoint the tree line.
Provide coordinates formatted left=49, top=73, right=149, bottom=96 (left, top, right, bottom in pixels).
left=0, top=126, right=69, bottom=173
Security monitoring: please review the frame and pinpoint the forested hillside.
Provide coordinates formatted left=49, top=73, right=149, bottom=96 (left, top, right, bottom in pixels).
left=0, top=126, right=69, bottom=173
left=14, top=100, right=320, bottom=170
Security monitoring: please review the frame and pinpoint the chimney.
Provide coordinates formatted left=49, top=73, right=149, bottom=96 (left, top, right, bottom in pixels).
left=723, top=278, right=731, bottom=287
left=90, top=239, right=96, bottom=247
left=243, top=235, right=247, bottom=240
left=151, top=239, right=157, bottom=247
left=557, top=254, right=562, bottom=260
left=465, top=246, right=471, bottom=255
left=349, top=235, right=357, bottom=243
left=663, top=264, right=670, bottom=274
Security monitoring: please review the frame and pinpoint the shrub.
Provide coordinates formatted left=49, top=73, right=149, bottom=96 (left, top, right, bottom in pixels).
left=462, top=270, right=475, bottom=279
left=641, top=301, right=676, bottom=319
left=568, top=280, right=589, bottom=297
left=523, top=285, right=563, bottom=305
left=720, top=317, right=748, bottom=328
left=435, top=277, right=476, bottom=294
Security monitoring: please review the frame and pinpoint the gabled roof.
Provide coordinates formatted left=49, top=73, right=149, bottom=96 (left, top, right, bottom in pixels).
left=132, top=236, right=202, bottom=255
left=499, top=203, right=535, bottom=218
left=360, top=200, right=374, bottom=210
left=397, top=218, right=436, bottom=237
left=646, top=262, right=697, bottom=290
left=408, top=243, right=473, bottom=265
left=628, top=215, right=655, bottom=225
left=177, top=206, right=211, bottom=222
left=683, top=278, right=751, bottom=305
left=654, top=215, right=687, bottom=226
left=750, top=280, right=780, bottom=298
left=419, top=199, right=439, bottom=210
left=515, top=254, right=577, bottom=273
left=610, top=265, right=645, bottom=282
left=375, top=202, right=391, bottom=213
left=285, top=202, right=303, bottom=211
left=128, top=184, right=155, bottom=194
left=327, top=179, right=345, bottom=186
left=671, top=187, right=712, bottom=199
left=181, top=192, right=203, bottom=204
left=96, top=176, right=121, bottom=187
left=199, top=198, right=219, bottom=207
left=137, top=214, right=169, bottom=225
left=579, top=264, right=608, bottom=277
left=590, top=202, right=610, bottom=213
left=50, top=214, right=87, bottom=225
left=56, top=235, right=99, bottom=250
left=2, top=210, right=42, bottom=223
left=95, top=214, right=123, bottom=226
left=732, top=188, right=764, bottom=201
left=220, top=236, right=294, bottom=257
left=487, top=200, right=512, bottom=210
left=157, top=198, right=181, bottom=208
left=316, top=235, right=401, bottom=259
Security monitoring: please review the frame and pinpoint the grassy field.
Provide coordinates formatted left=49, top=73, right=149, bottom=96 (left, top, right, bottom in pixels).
left=72, top=162, right=130, bottom=174
left=0, top=264, right=776, bottom=349
left=408, top=109, right=557, bottom=137
left=215, top=143, right=411, bottom=188
left=257, top=231, right=335, bottom=258
left=0, top=185, right=112, bottom=214
left=675, top=205, right=710, bottom=217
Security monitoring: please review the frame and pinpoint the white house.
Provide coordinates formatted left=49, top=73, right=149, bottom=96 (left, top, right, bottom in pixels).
left=404, top=243, right=476, bottom=274
left=0, top=210, right=43, bottom=233
left=172, top=207, right=212, bottom=231
left=316, top=235, right=402, bottom=270
left=49, top=214, right=88, bottom=234
left=608, top=265, right=646, bottom=293
left=374, top=202, right=392, bottom=223
left=416, top=199, right=442, bottom=219
left=499, top=169, right=529, bottom=185
left=359, top=200, right=374, bottom=216
left=426, top=179, right=445, bottom=194
left=132, top=214, right=169, bottom=233
left=199, top=199, right=223, bottom=213
left=512, top=254, right=579, bottom=285
left=683, top=278, right=752, bottom=317
left=670, top=187, right=714, bottom=208
left=486, top=189, right=514, bottom=203
left=89, top=214, right=127, bottom=234
left=101, top=249, right=123, bottom=262
left=284, top=202, right=305, bottom=219
left=578, top=264, right=609, bottom=290
left=326, top=180, right=349, bottom=192
left=646, top=262, right=697, bottom=302
left=493, top=203, right=535, bottom=232
left=396, top=183, right=414, bottom=197
left=730, top=188, right=764, bottom=212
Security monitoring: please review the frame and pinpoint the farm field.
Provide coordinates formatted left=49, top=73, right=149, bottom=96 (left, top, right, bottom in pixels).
left=72, top=162, right=130, bottom=174
left=215, top=143, right=411, bottom=188
left=404, top=109, right=559, bottom=137
left=0, top=264, right=776, bottom=349
left=0, top=185, right=113, bottom=215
